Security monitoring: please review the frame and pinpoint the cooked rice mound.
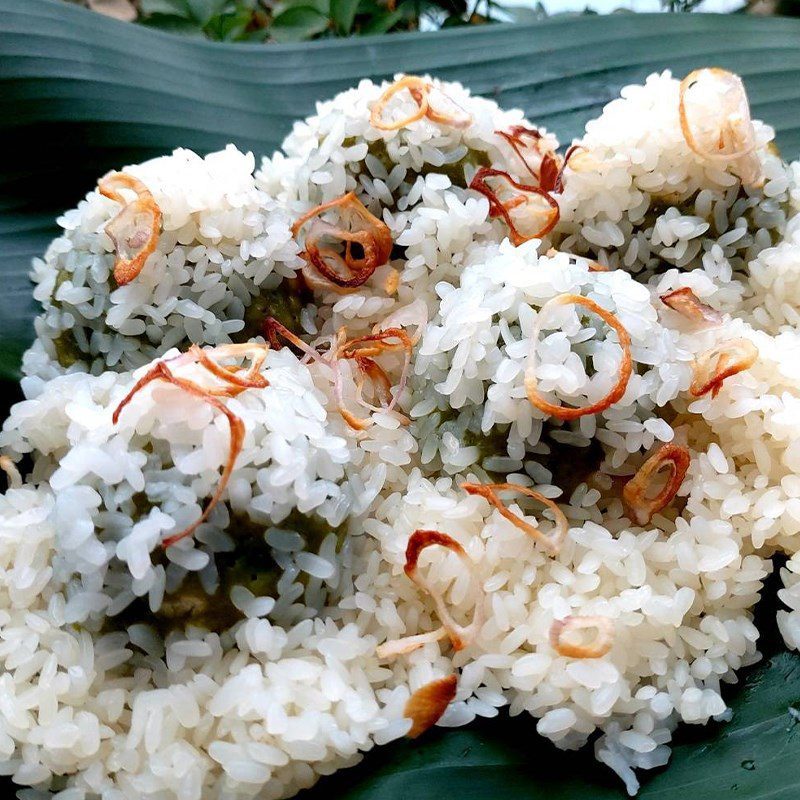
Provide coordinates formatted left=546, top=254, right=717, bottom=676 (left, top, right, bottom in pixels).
left=3, top=70, right=800, bottom=799
left=24, top=146, right=301, bottom=385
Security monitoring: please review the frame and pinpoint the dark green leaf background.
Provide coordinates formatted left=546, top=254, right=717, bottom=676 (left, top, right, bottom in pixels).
left=2, top=2, right=800, bottom=798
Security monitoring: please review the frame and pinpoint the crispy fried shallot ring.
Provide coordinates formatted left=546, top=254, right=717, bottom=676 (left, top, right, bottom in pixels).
left=381, top=529, right=483, bottom=655
left=291, top=192, right=392, bottom=291
left=0, top=456, right=22, bottom=489
left=689, top=338, right=758, bottom=398
left=404, top=675, right=458, bottom=738
left=370, top=76, right=472, bottom=131
left=98, top=172, right=162, bottom=286
left=337, top=328, right=413, bottom=430
left=525, top=294, right=632, bottom=420
left=494, top=129, right=580, bottom=195
left=495, top=126, right=556, bottom=182
left=112, top=346, right=269, bottom=547
left=370, top=76, right=429, bottom=131
left=461, top=481, right=568, bottom=556
left=264, top=318, right=413, bottom=432
left=185, top=343, right=269, bottom=395
left=469, top=167, right=559, bottom=246
left=678, top=68, right=762, bottom=186
left=550, top=615, right=614, bottom=659
left=622, top=443, right=691, bottom=526
left=660, top=287, right=723, bottom=328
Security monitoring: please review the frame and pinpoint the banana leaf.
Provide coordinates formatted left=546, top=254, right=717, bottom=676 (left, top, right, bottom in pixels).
left=2, top=1, right=800, bottom=797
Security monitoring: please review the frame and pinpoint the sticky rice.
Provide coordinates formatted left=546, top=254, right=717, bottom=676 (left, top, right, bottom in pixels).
left=3, top=70, right=800, bottom=799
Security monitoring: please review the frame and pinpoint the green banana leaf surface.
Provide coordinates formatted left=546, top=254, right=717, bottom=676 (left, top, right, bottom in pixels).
left=2, top=1, right=800, bottom=798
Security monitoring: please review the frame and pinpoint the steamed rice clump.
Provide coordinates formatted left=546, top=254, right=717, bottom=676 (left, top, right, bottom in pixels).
left=4, top=68, right=800, bottom=799
left=24, top=146, right=301, bottom=385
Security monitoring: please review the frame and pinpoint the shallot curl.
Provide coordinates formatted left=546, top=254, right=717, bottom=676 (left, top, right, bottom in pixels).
left=469, top=167, right=559, bottom=246
left=525, top=294, right=632, bottom=420
left=495, top=126, right=557, bottom=185
left=112, top=343, right=269, bottom=548
left=660, top=287, right=723, bottom=328
left=689, top=338, right=758, bottom=398
left=377, top=529, right=483, bottom=658
left=404, top=675, right=458, bottom=738
left=337, top=328, right=413, bottom=430
left=678, top=68, right=762, bottom=187
left=99, top=172, right=162, bottom=286
left=461, top=481, right=567, bottom=556
left=291, top=193, right=392, bottom=293
left=264, top=317, right=414, bottom=432
left=550, top=616, right=614, bottom=659
left=370, top=76, right=472, bottom=131
left=494, top=127, right=580, bottom=195
left=622, top=443, right=691, bottom=526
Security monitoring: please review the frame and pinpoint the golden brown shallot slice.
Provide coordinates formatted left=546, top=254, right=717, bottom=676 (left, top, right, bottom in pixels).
left=112, top=345, right=269, bottom=547
left=404, top=675, right=458, bottom=738
left=524, top=294, right=632, bottom=420
left=379, top=529, right=482, bottom=657
left=337, top=327, right=413, bottom=430
left=461, top=481, right=568, bottom=556
left=678, top=68, right=762, bottom=186
left=370, top=76, right=472, bottom=131
left=98, top=172, right=162, bottom=286
left=550, top=615, right=614, bottom=658
left=689, top=338, right=758, bottom=398
left=186, top=343, right=269, bottom=395
left=495, top=126, right=559, bottom=183
left=265, top=318, right=413, bottom=432
left=469, top=167, right=559, bottom=246
left=660, top=287, right=723, bottom=328
left=622, top=443, right=691, bottom=526
left=292, top=193, right=392, bottom=291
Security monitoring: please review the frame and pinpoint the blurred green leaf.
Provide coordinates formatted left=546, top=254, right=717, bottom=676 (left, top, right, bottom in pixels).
left=273, top=0, right=330, bottom=16
left=270, top=5, right=330, bottom=40
left=331, top=0, right=360, bottom=33
left=140, top=12, right=206, bottom=31
left=186, top=0, right=229, bottom=23
left=204, top=5, right=255, bottom=38
left=139, top=0, right=192, bottom=16
left=359, top=7, right=403, bottom=32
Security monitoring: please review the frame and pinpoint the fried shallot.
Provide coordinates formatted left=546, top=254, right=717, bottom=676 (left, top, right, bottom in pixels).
left=461, top=481, right=568, bottom=556
left=469, top=167, right=559, bottom=246
left=689, top=338, right=758, bottom=398
left=404, top=675, right=458, bottom=738
left=112, top=344, right=269, bottom=547
left=264, top=317, right=413, bottom=431
left=660, top=287, right=723, bottom=328
left=370, top=76, right=472, bottom=131
left=678, top=68, right=762, bottom=187
left=525, top=294, right=632, bottom=420
left=291, top=193, right=392, bottom=292
left=377, top=529, right=482, bottom=657
left=622, top=443, right=691, bottom=526
left=99, top=172, right=162, bottom=286
left=550, top=615, right=614, bottom=659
